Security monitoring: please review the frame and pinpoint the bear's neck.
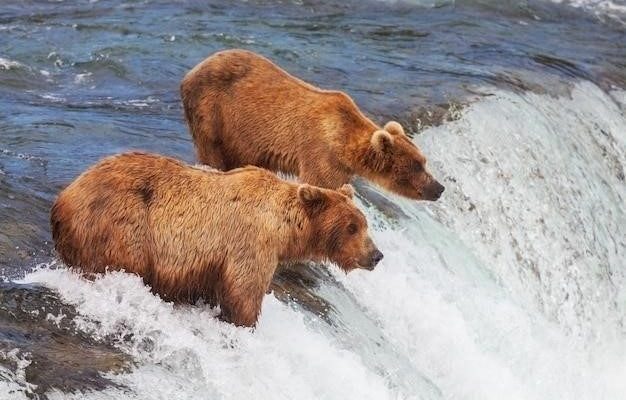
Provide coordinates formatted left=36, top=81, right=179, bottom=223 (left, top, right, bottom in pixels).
left=276, top=193, right=319, bottom=263
left=341, top=133, right=385, bottom=182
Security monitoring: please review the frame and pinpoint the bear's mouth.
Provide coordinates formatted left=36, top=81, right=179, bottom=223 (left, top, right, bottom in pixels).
left=352, top=258, right=377, bottom=271
left=336, top=258, right=361, bottom=273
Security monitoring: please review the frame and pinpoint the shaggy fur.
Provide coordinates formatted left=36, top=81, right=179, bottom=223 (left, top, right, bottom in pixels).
left=50, top=152, right=381, bottom=327
left=181, top=49, right=444, bottom=201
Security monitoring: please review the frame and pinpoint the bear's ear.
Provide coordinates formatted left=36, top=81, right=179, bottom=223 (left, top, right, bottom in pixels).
left=371, top=130, right=394, bottom=153
left=298, top=184, right=328, bottom=213
left=338, top=184, right=355, bottom=199
left=384, top=121, right=406, bottom=136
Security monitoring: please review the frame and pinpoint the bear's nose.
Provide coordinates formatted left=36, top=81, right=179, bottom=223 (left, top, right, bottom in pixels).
left=371, top=250, right=384, bottom=265
left=426, top=180, right=445, bottom=200
left=435, top=181, right=445, bottom=196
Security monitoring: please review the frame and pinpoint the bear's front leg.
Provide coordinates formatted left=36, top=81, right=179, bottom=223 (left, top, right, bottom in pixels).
left=218, top=258, right=275, bottom=327
left=219, top=291, right=263, bottom=327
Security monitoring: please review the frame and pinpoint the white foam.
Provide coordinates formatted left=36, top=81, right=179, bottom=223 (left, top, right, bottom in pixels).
left=418, top=81, right=626, bottom=339
left=20, top=268, right=395, bottom=400
left=551, top=0, right=626, bottom=24
left=115, top=97, right=159, bottom=108
left=0, top=349, right=35, bottom=399
left=40, top=93, right=66, bottom=103
left=74, top=72, right=93, bottom=84
left=0, top=57, right=23, bottom=70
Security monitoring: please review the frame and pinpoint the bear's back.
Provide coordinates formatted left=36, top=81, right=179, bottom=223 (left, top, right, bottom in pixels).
left=52, top=153, right=293, bottom=270
left=60, top=152, right=285, bottom=214
left=51, top=152, right=175, bottom=273
left=183, top=49, right=319, bottom=95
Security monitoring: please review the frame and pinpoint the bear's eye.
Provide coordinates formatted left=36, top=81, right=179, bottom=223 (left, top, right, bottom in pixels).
left=347, top=223, right=358, bottom=235
left=413, top=163, right=423, bottom=172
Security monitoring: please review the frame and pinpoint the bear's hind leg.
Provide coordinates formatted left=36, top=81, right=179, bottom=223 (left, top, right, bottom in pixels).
left=191, top=100, right=230, bottom=170
left=300, top=161, right=351, bottom=190
left=197, top=143, right=228, bottom=170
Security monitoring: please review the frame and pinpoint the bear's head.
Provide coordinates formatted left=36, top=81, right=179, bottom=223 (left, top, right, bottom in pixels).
left=364, top=121, right=444, bottom=201
left=298, top=183, right=382, bottom=271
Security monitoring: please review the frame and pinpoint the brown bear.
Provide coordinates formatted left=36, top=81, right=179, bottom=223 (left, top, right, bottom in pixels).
left=181, top=49, right=444, bottom=201
left=50, top=152, right=382, bottom=327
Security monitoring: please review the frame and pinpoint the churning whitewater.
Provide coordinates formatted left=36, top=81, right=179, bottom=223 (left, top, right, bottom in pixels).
left=2, top=81, right=624, bottom=400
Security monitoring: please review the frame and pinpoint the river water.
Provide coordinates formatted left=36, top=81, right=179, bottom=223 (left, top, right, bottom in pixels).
left=0, top=0, right=625, bottom=399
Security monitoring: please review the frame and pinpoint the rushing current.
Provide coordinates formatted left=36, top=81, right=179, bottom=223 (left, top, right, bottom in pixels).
left=1, top=0, right=625, bottom=399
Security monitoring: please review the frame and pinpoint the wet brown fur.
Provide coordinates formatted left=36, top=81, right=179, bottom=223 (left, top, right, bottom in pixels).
left=50, top=152, right=378, bottom=327
left=180, top=49, right=444, bottom=201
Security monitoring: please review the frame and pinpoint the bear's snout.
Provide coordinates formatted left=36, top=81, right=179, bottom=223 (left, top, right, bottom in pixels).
left=364, top=249, right=384, bottom=270
left=423, top=180, right=445, bottom=201
left=371, top=249, right=384, bottom=264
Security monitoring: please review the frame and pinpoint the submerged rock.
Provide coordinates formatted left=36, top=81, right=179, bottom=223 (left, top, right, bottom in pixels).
left=0, top=282, right=129, bottom=398
left=271, top=262, right=336, bottom=322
